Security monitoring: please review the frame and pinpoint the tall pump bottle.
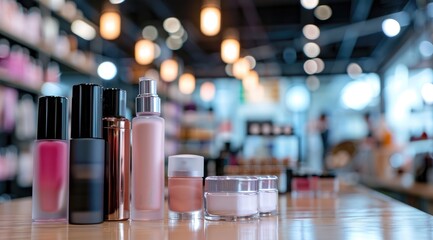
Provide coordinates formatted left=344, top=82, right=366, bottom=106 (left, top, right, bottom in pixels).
left=131, top=78, right=165, bottom=220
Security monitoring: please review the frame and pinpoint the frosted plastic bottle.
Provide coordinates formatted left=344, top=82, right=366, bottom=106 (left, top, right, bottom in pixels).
left=131, top=78, right=165, bottom=220
left=32, top=96, right=68, bottom=222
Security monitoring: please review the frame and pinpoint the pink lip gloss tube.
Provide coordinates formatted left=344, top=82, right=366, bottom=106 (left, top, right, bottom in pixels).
left=131, top=78, right=165, bottom=220
left=32, top=96, right=69, bottom=222
left=168, top=154, right=204, bottom=220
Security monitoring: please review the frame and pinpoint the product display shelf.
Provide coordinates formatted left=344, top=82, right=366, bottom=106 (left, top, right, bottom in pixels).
left=0, top=70, right=41, bottom=95
left=36, top=0, right=76, bottom=24
left=0, top=25, right=96, bottom=78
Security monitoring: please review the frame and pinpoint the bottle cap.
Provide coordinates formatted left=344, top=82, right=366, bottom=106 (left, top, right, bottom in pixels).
left=37, top=96, right=68, bottom=140
left=257, top=175, right=278, bottom=190
left=168, top=154, right=204, bottom=177
left=71, top=83, right=103, bottom=139
left=136, top=77, right=160, bottom=114
left=205, top=176, right=258, bottom=193
left=103, top=88, right=127, bottom=118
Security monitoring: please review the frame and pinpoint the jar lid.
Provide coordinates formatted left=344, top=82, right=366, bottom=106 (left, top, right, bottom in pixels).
left=205, top=176, right=258, bottom=193
left=257, top=175, right=278, bottom=190
left=319, top=173, right=336, bottom=178
left=168, top=154, right=204, bottom=177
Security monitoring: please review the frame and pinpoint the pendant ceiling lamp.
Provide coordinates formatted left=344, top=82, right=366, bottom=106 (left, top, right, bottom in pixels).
left=200, top=0, right=221, bottom=36
left=100, top=6, right=121, bottom=40
left=221, top=29, right=240, bottom=64
left=160, top=58, right=179, bottom=82
left=135, top=39, right=155, bottom=65
left=179, top=73, right=196, bottom=95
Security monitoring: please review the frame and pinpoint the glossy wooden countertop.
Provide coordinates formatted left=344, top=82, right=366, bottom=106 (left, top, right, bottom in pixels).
left=362, top=176, right=433, bottom=199
left=1, top=184, right=433, bottom=240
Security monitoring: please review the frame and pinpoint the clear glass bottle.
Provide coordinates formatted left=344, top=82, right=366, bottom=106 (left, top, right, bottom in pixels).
left=131, top=78, right=165, bottom=220
left=168, top=154, right=204, bottom=219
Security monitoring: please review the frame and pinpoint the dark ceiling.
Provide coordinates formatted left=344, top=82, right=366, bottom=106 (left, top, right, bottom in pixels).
left=77, top=0, right=419, bottom=78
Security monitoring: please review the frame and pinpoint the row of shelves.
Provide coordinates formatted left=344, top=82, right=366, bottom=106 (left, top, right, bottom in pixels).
left=0, top=70, right=40, bottom=95
left=0, top=24, right=96, bottom=78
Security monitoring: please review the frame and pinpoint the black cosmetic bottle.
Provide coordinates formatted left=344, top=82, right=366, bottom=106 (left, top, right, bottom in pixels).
left=69, top=83, right=105, bottom=224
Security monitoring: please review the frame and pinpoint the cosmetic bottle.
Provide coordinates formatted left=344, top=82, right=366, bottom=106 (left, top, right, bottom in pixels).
left=103, top=88, right=130, bottom=221
left=32, top=96, right=68, bottom=222
left=131, top=78, right=165, bottom=220
left=204, top=176, right=259, bottom=221
left=291, top=174, right=312, bottom=198
left=168, top=154, right=204, bottom=220
left=69, top=83, right=105, bottom=224
left=257, top=175, right=278, bottom=216
left=317, top=173, right=339, bottom=197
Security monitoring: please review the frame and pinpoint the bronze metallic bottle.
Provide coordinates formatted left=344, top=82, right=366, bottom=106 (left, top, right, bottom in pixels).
left=103, top=88, right=131, bottom=221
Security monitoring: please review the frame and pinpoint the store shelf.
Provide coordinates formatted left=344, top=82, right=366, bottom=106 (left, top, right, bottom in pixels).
left=0, top=26, right=97, bottom=77
left=36, top=0, right=74, bottom=24
left=0, top=70, right=41, bottom=95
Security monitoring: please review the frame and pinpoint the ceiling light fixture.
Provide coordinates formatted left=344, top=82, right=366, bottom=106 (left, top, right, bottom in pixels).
left=303, top=59, right=318, bottom=75
left=166, top=36, right=183, bottom=50
left=71, top=19, right=96, bottom=40
left=134, top=39, right=155, bottom=65
left=300, top=0, right=319, bottom=10
left=314, top=5, right=332, bottom=20
left=142, top=25, right=158, bottom=41
left=312, top=58, right=325, bottom=73
left=109, top=0, right=125, bottom=4
left=244, top=55, right=256, bottom=69
left=303, top=42, right=320, bottom=58
left=347, top=63, right=363, bottom=78
left=100, top=9, right=121, bottom=40
left=179, top=73, right=196, bottom=95
left=382, top=18, right=401, bottom=37
left=233, top=57, right=250, bottom=79
left=302, top=24, right=320, bottom=40
left=221, top=29, right=240, bottom=64
left=160, top=58, right=179, bottom=82
left=97, top=61, right=117, bottom=80
left=200, top=0, right=221, bottom=36
left=163, top=17, right=181, bottom=34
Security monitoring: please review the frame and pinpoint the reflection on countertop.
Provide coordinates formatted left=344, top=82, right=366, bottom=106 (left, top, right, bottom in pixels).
left=3, top=184, right=433, bottom=239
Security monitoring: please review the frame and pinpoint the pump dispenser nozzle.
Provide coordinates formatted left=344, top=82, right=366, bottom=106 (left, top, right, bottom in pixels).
left=136, top=78, right=160, bottom=114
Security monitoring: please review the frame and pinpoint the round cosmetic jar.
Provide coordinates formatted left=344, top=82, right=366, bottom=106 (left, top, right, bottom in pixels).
left=168, top=154, right=204, bottom=220
left=204, top=176, right=259, bottom=221
left=257, top=175, right=278, bottom=216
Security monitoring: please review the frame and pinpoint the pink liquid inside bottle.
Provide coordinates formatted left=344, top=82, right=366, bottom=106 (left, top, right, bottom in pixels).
left=34, top=141, right=68, bottom=213
left=32, top=96, right=68, bottom=222
left=131, top=78, right=165, bottom=220
left=168, top=154, right=204, bottom=219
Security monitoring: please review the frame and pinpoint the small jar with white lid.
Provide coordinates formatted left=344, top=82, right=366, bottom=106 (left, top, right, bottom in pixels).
left=168, top=154, right=204, bottom=220
left=258, top=175, right=278, bottom=216
left=204, top=176, right=259, bottom=221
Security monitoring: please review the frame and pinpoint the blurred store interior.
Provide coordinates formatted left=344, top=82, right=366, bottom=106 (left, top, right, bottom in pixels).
left=2, top=0, right=433, bottom=213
